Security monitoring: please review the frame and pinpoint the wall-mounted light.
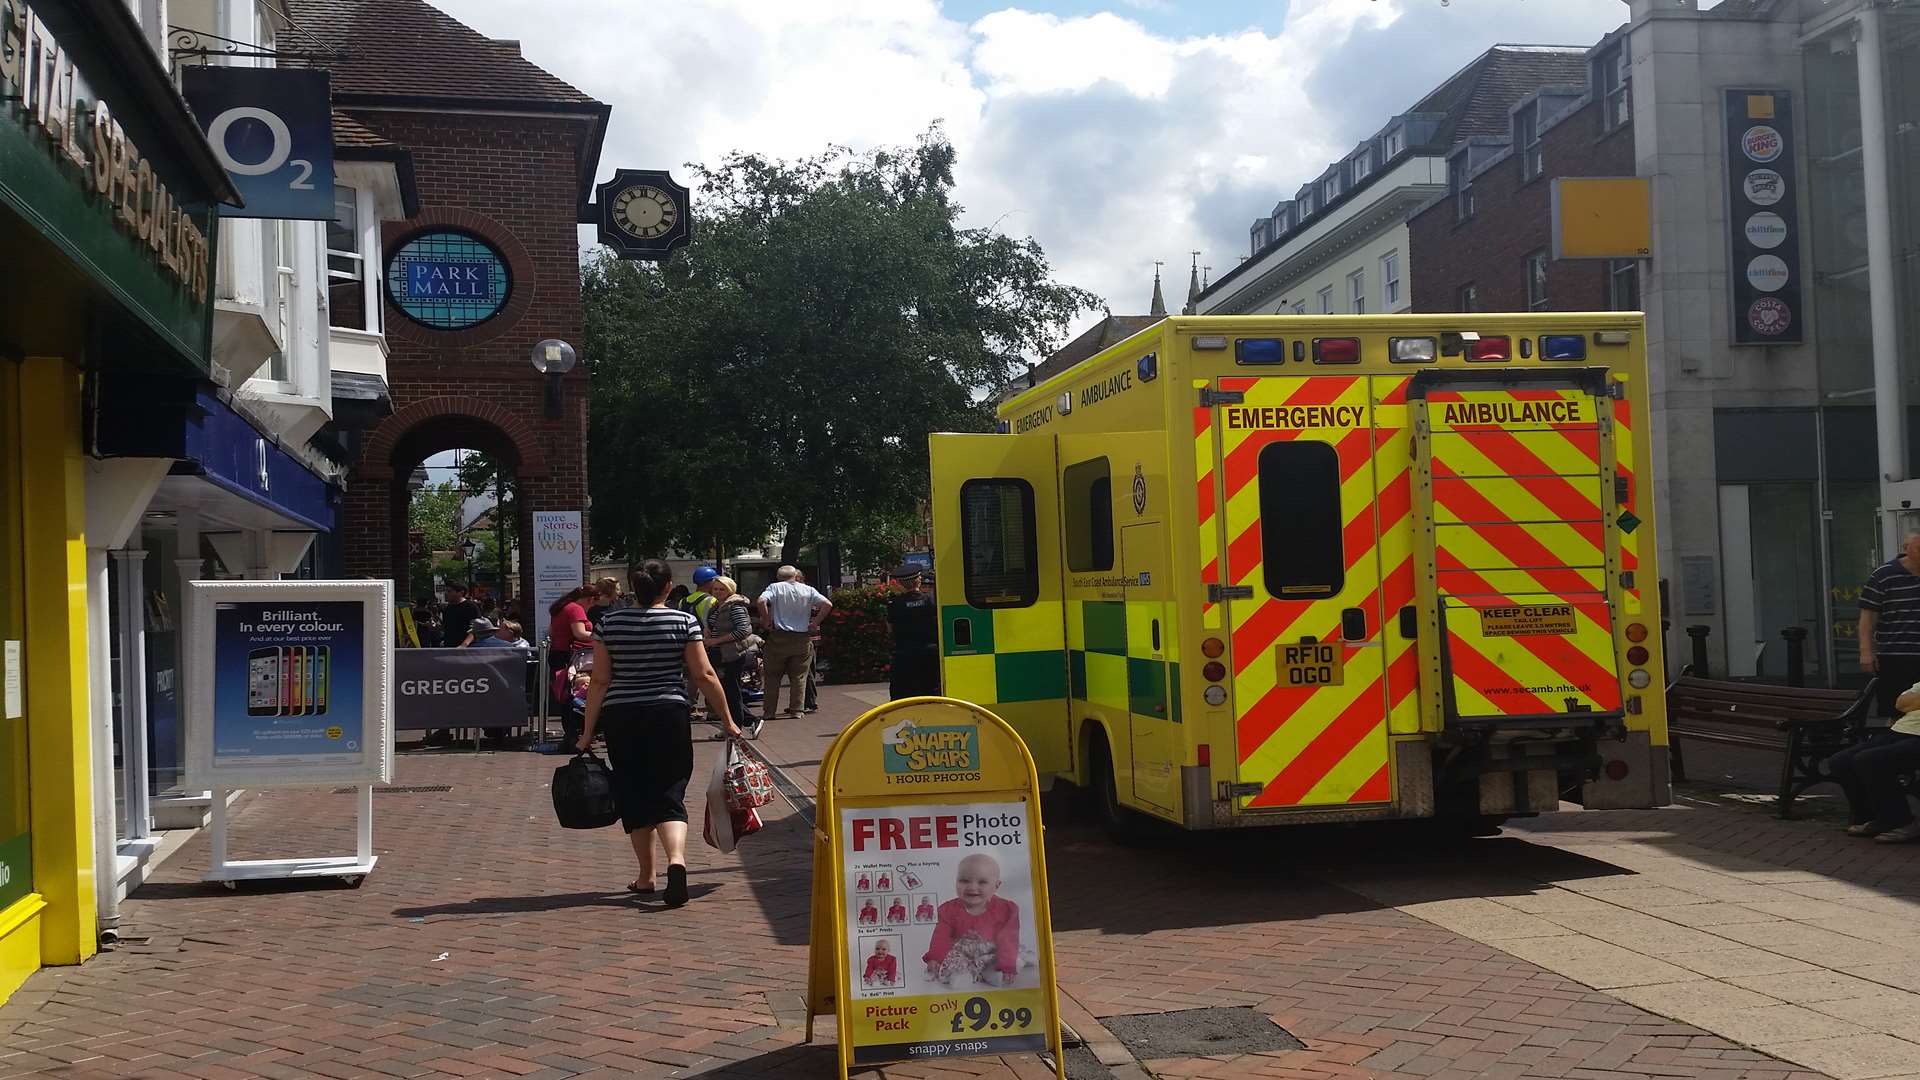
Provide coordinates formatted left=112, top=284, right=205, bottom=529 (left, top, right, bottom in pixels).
left=531, top=339, right=578, bottom=419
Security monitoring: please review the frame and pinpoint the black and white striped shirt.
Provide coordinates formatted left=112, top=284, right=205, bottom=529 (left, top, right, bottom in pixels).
left=595, top=606, right=703, bottom=706
left=1861, top=559, right=1920, bottom=658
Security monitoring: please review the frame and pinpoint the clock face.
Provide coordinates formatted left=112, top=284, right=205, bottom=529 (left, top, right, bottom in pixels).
left=611, top=185, right=680, bottom=240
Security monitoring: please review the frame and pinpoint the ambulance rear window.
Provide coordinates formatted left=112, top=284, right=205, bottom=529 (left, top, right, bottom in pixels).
left=1063, top=457, right=1115, bottom=572
left=1256, top=442, right=1344, bottom=599
left=959, top=479, right=1039, bottom=609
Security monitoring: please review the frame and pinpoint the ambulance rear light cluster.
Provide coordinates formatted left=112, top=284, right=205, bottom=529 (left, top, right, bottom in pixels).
left=1202, top=637, right=1229, bottom=705
left=1234, top=338, right=1287, bottom=365
left=1467, top=336, right=1513, bottom=362
left=1389, top=337, right=1437, bottom=363
left=1624, top=622, right=1653, bottom=689
left=1542, top=335, right=1587, bottom=361
left=1312, top=338, right=1361, bottom=365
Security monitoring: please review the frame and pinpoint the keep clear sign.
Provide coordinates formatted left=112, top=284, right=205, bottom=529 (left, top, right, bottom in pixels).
left=806, top=698, right=1065, bottom=1078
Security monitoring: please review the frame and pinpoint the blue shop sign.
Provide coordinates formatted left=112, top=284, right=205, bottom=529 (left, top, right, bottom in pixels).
left=385, top=230, right=511, bottom=330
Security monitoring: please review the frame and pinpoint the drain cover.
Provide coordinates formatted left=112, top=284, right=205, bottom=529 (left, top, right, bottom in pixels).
left=1102, top=1007, right=1302, bottom=1060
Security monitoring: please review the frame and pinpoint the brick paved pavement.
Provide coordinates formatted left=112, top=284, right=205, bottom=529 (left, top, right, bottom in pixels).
left=0, top=688, right=1825, bottom=1080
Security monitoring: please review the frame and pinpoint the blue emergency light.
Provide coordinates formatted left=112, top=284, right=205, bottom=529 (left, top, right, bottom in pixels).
left=1541, top=335, right=1587, bottom=360
left=1234, top=338, right=1286, bottom=365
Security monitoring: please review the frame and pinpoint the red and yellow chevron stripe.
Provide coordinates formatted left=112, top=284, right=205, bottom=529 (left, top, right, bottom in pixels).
left=1211, top=375, right=1393, bottom=810
left=1420, top=388, right=1622, bottom=720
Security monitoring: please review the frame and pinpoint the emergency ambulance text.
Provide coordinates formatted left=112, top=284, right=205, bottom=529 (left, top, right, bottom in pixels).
left=1440, top=399, right=1588, bottom=426
left=849, top=811, right=1025, bottom=851
left=1225, top=404, right=1365, bottom=431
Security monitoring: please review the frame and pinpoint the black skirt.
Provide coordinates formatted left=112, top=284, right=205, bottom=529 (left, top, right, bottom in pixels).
left=599, top=699, right=694, bottom=830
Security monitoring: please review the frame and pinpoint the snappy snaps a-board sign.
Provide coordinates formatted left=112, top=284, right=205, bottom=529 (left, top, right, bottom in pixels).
left=806, top=698, right=1064, bottom=1078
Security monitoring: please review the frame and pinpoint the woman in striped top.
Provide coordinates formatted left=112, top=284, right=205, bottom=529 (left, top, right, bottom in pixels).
left=577, top=559, right=741, bottom=906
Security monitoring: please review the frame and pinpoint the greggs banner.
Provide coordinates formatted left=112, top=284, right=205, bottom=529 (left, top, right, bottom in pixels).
left=806, top=698, right=1064, bottom=1078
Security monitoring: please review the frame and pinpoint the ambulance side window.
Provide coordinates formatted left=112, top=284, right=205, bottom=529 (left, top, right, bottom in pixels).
left=1257, top=441, right=1344, bottom=599
left=959, top=479, right=1039, bottom=609
left=1062, top=457, right=1114, bottom=572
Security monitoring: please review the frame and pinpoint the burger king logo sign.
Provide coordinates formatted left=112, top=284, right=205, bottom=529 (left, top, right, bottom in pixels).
left=1742, top=125, right=1784, bottom=163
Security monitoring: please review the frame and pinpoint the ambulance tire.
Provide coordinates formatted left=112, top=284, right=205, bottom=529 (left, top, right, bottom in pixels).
left=1088, top=734, right=1151, bottom=846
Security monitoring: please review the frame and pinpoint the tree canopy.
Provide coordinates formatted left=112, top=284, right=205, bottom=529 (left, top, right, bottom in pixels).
left=585, top=128, right=1101, bottom=568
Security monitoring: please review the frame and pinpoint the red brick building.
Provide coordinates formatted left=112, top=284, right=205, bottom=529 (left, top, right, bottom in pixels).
left=292, top=0, right=608, bottom=603
left=1407, top=30, right=1639, bottom=316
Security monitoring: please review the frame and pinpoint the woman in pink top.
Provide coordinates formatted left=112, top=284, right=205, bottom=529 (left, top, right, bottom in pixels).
left=923, top=854, right=1020, bottom=985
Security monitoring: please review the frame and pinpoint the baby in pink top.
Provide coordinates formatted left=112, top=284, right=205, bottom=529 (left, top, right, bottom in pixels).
left=923, top=853, right=1020, bottom=986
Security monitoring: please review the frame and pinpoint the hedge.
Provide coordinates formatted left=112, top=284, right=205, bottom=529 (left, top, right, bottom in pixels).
left=819, top=583, right=895, bottom=684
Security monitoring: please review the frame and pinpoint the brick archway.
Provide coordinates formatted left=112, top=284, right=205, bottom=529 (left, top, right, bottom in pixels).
left=359, top=396, right=551, bottom=481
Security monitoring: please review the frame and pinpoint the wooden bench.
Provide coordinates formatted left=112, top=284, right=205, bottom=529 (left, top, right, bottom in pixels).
left=1667, top=675, right=1877, bottom=818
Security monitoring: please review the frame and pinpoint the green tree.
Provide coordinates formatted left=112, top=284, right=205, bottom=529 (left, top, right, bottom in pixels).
left=406, top=480, right=465, bottom=595
left=585, top=127, right=1101, bottom=564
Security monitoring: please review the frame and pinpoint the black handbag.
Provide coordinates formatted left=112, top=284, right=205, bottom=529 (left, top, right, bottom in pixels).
left=551, top=750, right=620, bottom=829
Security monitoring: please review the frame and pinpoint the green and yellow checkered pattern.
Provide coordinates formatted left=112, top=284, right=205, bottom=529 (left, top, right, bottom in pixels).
left=1068, top=599, right=1181, bottom=723
left=940, top=602, right=1068, bottom=705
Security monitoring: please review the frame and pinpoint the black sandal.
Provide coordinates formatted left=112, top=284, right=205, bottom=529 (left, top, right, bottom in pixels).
left=629, top=880, right=655, bottom=895
left=664, top=864, right=689, bottom=907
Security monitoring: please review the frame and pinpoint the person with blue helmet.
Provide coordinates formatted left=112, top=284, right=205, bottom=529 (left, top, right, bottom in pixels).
left=685, top=565, right=719, bottom=624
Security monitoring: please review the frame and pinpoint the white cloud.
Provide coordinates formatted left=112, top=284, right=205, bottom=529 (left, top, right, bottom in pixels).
left=433, top=0, right=1629, bottom=343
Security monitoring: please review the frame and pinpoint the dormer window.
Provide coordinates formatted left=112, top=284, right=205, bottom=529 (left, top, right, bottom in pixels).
left=1383, top=126, right=1406, bottom=159
left=1322, top=174, right=1341, bottom=203
left=1353, top=146, right=1373, bottom=181
left=1595, top=41, right=1630, bottom=131
left=1518, top=103, right=1542, bottom=180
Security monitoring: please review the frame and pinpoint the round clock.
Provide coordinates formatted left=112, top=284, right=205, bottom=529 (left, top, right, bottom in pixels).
left=611, top=185, right=680, bottom=240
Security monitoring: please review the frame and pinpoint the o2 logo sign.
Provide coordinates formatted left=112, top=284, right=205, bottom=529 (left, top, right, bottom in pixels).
left=180, top=67, right=336, bottom=221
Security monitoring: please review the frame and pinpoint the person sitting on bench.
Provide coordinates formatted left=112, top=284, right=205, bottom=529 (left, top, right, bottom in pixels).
left=1829, top=681, right=1920, bottom=843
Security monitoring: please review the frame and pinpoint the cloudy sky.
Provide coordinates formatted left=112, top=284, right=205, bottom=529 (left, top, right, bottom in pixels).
left=435, top=0, right=1630, bottom=340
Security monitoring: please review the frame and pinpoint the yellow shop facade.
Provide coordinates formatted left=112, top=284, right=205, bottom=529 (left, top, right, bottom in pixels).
left=0, top=0, right=233, bottom=1002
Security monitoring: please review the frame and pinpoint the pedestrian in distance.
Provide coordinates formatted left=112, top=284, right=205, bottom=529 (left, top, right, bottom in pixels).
left=471, top=618, right=531, bottom=650
left=686, top=565, right=719, bottom=626
left=576, top=559, right=742, bottom=907
left=702, top=574, right=757, bottom=739
left=548, top=584, right=596, bottom=735
left=586, top=576, right=623, bottom=630
left=442, top=582, right=480, bottom=649
left=1859, top=531, right=1920, bottom=718
left=886, top=564, right=940, bottom=700
left=755, top=565, right=831, bottom=724
left=456, top=615, right=495, bottom=648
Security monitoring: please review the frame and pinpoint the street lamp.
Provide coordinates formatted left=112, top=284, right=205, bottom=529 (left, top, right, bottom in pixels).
left=531, top=338, right=577, bottom=419
left=458, top=536, right=478, bottom=591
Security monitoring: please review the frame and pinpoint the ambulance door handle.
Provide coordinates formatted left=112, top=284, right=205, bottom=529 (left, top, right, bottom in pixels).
left=1151, top=619, right=1162, bottom=652
left=1341, top=608, right=1368, bottom=641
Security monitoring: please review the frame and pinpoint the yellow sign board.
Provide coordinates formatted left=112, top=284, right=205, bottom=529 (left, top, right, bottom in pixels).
left=805, top=697, right=1065, bottom=1078
left=1551, top=176, right=1652, bottom=261
left=1479, top=604, right=1578, bottom=637
left=1277, top=641, right=1343, bottom=687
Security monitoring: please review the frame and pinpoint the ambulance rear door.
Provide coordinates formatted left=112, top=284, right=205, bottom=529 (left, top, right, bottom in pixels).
left=929, top=432, right=1071, bottom=775
left=1409, top=368, right=1624, bottom=728
left=1203, top=373, right=1397, bottom=813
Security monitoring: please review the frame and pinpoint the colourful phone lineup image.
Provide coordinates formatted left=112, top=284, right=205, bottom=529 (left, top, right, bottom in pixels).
left=247, top=647, right=281, bottom=716
left=295, top=647, right=309, bottom=716
left=280, top=649, right=294, bottom=714
left=315, top=647, right=330, bottom=716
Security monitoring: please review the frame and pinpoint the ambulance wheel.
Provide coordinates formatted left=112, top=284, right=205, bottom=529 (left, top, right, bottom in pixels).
left=1089, top=735, right=1148, bottom=846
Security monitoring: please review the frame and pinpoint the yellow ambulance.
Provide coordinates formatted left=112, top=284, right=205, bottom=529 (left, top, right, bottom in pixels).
left=928, top=313, right=1667, bottom=834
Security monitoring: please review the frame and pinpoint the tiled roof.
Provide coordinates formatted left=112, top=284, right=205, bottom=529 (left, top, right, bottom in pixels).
left=285, top=0, right=600, bottom=109
left=1028, top=315, right=1164, bottom=386
left=1410, top=45, right=1591, bottom=144
left=330, top=109, right=392, bottom=149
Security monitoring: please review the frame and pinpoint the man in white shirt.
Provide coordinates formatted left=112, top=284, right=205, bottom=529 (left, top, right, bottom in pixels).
left=755, top=565, right=832, bottom=726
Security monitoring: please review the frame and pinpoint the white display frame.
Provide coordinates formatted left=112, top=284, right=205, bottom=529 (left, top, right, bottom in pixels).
left=184, top=579, right=394, bottom=886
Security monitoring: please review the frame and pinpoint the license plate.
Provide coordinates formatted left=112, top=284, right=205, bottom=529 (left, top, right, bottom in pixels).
left=1277, top=642, right=1344, bottom=687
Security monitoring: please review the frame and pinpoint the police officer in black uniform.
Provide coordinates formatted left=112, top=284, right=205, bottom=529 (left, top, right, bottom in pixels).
left=887, top=564, right=940, bottom=700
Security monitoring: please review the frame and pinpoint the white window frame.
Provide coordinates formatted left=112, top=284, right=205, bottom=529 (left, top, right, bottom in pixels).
left=1526, top=249, right=1550, bottom=311
left=1353, top=146, right=1372, bottom=181
left=1608, top=258, right=1640, bottom=311
left=1317, top=285, right=1334, bottom=315
left=1519, top=104, right=1542, bottom=180
left=1383, top=126, right=1406, bottom=159
left=1452, top=157, right=1474, bottom=221
left=1381, top=251, right=1401, bottom=309
left=326, top=183, right=384, bottom=335
left=1322, top=174, right=1340, bottom=203
left=1347, top=268, right=1366, bottom=315
left=1598, top=43, right=1630, bottom=132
